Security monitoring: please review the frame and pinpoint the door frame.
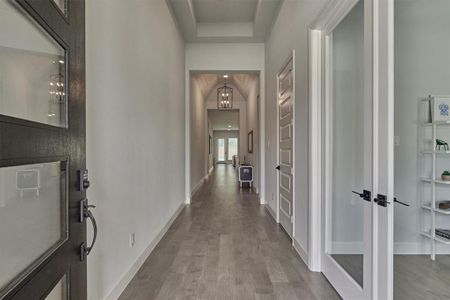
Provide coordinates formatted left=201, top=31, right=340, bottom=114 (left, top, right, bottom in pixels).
left=276, top=51, right=295, bottom=239
left=309, top=0, right=392, bottom=299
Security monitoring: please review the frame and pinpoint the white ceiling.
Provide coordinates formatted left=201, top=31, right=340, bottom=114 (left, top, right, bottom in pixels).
left=208, top=110, right=240, bottom=130
left=192, top=73, right=258, bottom=99
left=167, top=0, right=283, bottom=42
left=193, top=0, right=258, bottom=23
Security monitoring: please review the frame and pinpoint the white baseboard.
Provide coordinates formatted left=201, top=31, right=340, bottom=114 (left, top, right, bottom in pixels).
left=293, top=238, right=309, bottom=266
left=265, top=204, right=277, bottom=223
left=104, top=202, right=185, bottom=300
left=191, top=178, right=205, bottom=196
left=209, top=166, right=214, bottom=174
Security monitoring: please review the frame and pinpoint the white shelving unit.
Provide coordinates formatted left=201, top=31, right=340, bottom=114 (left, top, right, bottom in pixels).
left=421, top=96, right=450, bottom=260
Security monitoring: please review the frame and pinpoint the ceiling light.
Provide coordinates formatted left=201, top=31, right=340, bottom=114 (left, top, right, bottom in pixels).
left=223, top=75, right=229, bottom=78
left=217, top=77, right=233, bottom=110
left=228, top=125, right=232, bottom=128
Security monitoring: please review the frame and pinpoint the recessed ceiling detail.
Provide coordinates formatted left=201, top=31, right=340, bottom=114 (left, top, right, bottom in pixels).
left=167, top=0, right=282, bottom=42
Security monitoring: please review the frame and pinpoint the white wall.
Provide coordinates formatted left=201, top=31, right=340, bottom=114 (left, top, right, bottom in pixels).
left=190, top=76, right=206, bottom=193
left=86, top=0, right=185, bottom=299
left=265, top=0, right=329, bottom=259
left=246, top=79, right=260, bottom=193
left=394, top=0, right=450, bottom=254
left=186, top=43, right=265, bottom=203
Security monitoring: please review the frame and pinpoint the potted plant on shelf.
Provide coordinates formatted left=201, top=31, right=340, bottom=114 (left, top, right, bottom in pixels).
left=442, top=171, right=450, bottom=181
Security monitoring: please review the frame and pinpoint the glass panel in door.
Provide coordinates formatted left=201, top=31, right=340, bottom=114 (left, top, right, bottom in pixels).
left=0, top=0, right=67, bottom=127
left=218, top=138, right=225, bottom=162
left=322, top=0, right=373, bottom=299
left=228, top=138, right=238, bottom=161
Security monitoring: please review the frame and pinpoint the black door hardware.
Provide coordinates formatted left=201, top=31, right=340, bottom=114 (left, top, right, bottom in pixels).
left=78, top=169, right=90, bottom=191
left=352, top=190, right=372, bottom=202
left=80, top=199, right=97, bottom=261
left=394, top=197, right=410, bottom=207
left=374, top=194, right=390, bottom=207
left=276, top=165, right=280, bottom=170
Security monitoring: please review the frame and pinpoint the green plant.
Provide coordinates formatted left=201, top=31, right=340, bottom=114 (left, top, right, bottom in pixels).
left=442, top=171, right=450, bottom=176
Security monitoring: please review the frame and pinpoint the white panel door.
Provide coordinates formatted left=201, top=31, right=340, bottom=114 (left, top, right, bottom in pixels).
left=277, top=57, right=294, bottom=237
left=321, top=0, right=374, bottom=299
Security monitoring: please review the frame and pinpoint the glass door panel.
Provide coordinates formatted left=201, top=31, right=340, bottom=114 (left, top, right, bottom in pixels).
left=228, top=138, right=238, bottom=161
left=217, top=138, right=225, bottom=163
left=322, top=1, right=373, bottom=299
left=0, top=0, right=67, bottom=127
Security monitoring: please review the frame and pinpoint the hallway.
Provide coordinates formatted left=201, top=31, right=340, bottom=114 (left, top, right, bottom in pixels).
left=119, top=165, right=340, bottom=300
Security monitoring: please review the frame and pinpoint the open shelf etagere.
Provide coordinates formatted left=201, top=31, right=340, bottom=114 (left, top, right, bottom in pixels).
left=420, top=95, right=450, bottom=260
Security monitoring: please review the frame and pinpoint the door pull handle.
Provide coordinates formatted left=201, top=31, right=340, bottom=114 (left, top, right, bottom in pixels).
left=394, top=197, right=410, bottom=207
left=80, top=199, right=98, bottom=261
left=352, top=190, right=371, bottom=202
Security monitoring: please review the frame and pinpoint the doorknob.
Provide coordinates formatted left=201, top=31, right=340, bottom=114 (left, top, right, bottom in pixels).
left=352, top=190, right=371, bottom=202
left=80, top=199, right=98, bottom=261
left=276, top=165, right=280, bottom=170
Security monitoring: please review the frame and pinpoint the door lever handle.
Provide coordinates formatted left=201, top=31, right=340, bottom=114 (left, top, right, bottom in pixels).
left=394, top=197, right=410, bottom=207
left=352, top=190, right=371, bottom=202
left=352, top=191, right=363, bottom=197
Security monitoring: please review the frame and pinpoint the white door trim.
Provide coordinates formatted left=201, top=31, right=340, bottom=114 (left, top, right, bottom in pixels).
left=374, top=0, right=394, bottom=299
left=310, top=0, right=376, bottom=299
left=308, top=28, right=322, bottom=272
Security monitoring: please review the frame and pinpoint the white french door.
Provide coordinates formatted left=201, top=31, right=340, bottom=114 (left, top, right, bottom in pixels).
left=321, top=0, right=375, bottom=299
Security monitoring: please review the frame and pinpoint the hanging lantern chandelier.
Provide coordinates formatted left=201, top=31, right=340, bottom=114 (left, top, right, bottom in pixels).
left=217, top=75, right=233, bottom=110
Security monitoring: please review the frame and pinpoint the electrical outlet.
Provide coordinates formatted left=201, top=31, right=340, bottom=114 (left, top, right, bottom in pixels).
left=129, top=233, right=136, bottom=247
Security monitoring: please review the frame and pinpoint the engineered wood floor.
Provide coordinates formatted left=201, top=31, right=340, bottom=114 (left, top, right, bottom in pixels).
left=119, top=164, right=340, bottom=300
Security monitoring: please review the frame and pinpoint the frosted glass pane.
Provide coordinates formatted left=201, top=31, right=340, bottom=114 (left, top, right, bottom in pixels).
left=218, top=139, right=225, bottom=161
left=0, top=0, right=67, bottom=127
left=45, top=275, right=67, bottom=300
left=228, top=138, right=238, bottom=160
left=0, top=162, right=67, bottom=293
left=329, top=0, right=365, bottom=288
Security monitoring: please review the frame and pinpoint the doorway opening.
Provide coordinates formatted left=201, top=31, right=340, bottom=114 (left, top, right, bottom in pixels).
left=188, top=72, right=261, bottom=198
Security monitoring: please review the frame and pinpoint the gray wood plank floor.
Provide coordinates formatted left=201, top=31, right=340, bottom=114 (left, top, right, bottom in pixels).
left=119, top=164, right=340, bottom=300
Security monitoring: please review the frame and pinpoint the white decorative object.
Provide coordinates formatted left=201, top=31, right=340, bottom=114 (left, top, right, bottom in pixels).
left=431, top=95, right=450, bottom=122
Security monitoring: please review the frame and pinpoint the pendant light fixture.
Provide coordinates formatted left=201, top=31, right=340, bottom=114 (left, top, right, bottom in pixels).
left=217, top=75, right=233, bottom=110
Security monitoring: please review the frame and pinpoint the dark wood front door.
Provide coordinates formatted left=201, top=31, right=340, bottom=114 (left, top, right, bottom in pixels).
left=0, top=0, right=87, bottom=299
